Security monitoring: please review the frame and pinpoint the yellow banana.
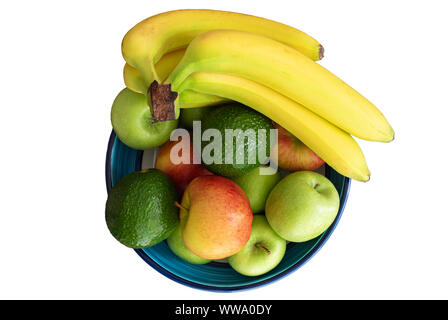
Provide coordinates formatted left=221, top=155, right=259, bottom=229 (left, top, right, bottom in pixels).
left=123, top=64, right=147, bottom=95
left=124, top=49, right=185, bottom=94
left=167, top=30, right=394, bottom=142
left=177, top=90, right=229, bottom=108
left=123, top=48, right=227, bottom=108
left=122, top=9, right=323, bottom=85
left=175, top=72, right=370, bottom=182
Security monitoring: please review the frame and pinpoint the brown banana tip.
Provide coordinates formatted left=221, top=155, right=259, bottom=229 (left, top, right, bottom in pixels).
left=319, top=45, right=325, bottom=60
left=362, top=172, right=371, bottom=182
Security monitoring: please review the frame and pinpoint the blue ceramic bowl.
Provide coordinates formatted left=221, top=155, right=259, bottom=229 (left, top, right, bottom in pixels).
left=105, top=130, right=350, bottom=291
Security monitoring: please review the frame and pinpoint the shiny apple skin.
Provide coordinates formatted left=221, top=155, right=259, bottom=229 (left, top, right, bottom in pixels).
left=272, top=122, right=324, bottom=172
left=155, top=136, right=212, bottom=195
left=179, top=175, right=253, bottom=260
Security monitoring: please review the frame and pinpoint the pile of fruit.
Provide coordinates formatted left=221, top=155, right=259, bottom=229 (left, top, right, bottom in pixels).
left=106, top=9, right=394, bottom=277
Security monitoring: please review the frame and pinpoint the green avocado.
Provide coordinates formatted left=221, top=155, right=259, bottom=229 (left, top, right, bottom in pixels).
left=105, top=169, right=178, bottom=249
left=201, top=103, right=274, bottom=178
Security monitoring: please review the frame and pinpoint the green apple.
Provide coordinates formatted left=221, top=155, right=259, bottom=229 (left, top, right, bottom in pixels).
left=167, top=225, right=211, bottom=265
left=265, top=171, right=340, bottom=242
left=111, top=88, right=178, bottom=150
left=227, top=215, right=286, bottom=276
left=179, top=106, right=215, bottom=129
left=232, top=165, right=282, bottom=214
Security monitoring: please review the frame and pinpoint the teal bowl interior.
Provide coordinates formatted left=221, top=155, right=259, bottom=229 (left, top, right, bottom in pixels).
left=106, top=131, right=350, bottom=291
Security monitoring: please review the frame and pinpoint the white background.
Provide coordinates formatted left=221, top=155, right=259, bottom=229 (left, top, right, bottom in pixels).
left=0, top=0, right=447, bottom=299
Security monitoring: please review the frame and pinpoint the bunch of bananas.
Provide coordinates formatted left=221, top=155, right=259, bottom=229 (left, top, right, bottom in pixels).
left=120, top=9, right=394, bottom=182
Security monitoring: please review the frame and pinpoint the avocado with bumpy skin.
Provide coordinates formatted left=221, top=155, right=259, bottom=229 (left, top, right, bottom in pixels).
left=106, top=169, right=178, bottom=249
left=201, top=103, right=274, bottom=178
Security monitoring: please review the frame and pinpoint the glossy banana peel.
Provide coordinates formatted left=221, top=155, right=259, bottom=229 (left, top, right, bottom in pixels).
left=167, top=30, right=394, bottom=142
left=122, top=9, right=323, bottom=85
left=122, top=11, right=394, bottom=182
left=176, top=72, right=371, bottom=182
left=124, top=49, right=185, bottom=94
left=124, top=49, right=228, bottom=108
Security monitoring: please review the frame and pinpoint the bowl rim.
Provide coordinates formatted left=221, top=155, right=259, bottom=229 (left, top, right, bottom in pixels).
left=105, top=130, right=351, bottom=292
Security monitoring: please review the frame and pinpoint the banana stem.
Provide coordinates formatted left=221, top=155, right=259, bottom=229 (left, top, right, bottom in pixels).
left=149, top=81, right=178, bottom=121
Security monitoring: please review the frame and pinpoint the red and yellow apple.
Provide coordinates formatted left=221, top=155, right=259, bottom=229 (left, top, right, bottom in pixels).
left=178, top=175, right=253, bottom=260
left=272, top=122, right=324, bottom=171
left=155, top=136, right=212, bottom=195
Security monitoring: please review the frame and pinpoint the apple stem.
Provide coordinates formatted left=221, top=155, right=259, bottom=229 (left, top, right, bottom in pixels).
left=255, top=242, right=271, bottom=255
left=174, top=201, right=188, bottom=212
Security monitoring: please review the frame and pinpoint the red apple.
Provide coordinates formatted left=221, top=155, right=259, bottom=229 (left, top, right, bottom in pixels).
left=272, top=122, right=324, bottom=171
left=155, top=136, right=212, bottom=195
left=178, top=175, right=253, bottom=260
